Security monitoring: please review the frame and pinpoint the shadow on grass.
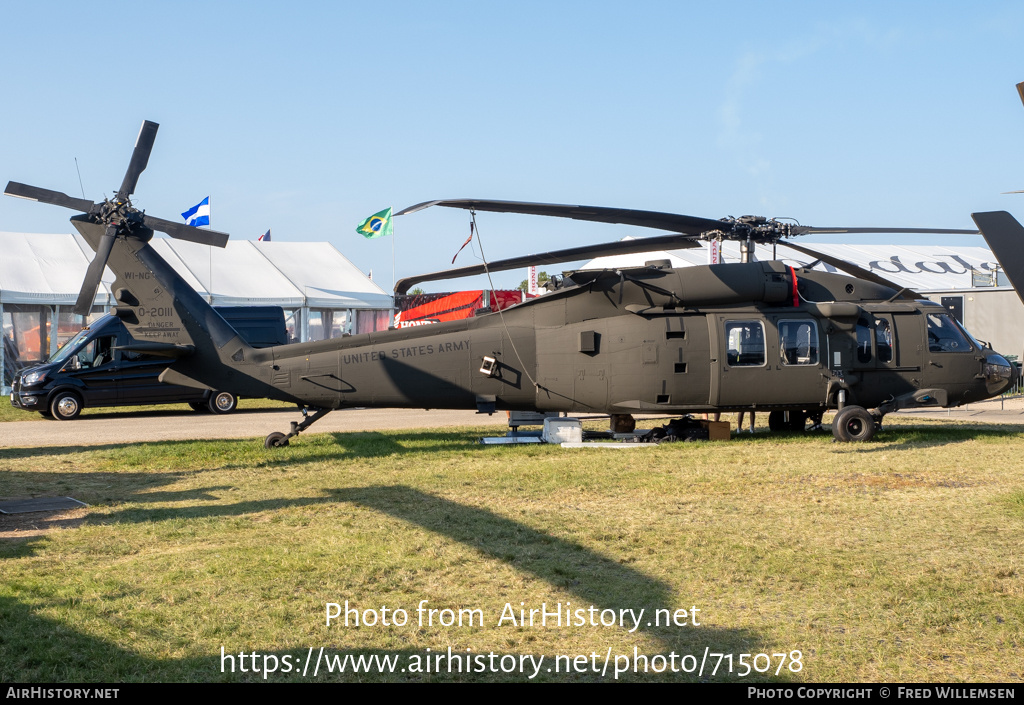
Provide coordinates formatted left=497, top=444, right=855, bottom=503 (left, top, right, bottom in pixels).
left=0, top=591, right=768, bottom=683
left=1, top=481, right=774, bottom=682
left=330, top=485, right=754, bottom=656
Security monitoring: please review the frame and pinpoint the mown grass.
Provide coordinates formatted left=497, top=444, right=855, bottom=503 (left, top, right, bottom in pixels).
left=1, top=421, right=1022, bottom=682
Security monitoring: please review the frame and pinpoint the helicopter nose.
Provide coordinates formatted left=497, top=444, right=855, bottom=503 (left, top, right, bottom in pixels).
left=983, top=353, right=1016, bottom=396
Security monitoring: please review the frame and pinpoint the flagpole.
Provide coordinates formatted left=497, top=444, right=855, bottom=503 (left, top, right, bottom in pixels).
left=208, top=196, right=213, bottom=304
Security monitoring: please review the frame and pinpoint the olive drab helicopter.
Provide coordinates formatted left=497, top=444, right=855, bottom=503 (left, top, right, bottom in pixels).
left=5, top=121, right=1020, bottom=448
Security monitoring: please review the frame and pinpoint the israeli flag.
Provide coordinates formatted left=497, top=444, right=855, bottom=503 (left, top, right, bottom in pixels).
left=182, top=197, right=210, bottom=228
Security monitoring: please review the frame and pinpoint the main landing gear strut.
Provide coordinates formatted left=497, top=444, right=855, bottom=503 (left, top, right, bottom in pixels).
left=265, top=406, right=332, bottom=449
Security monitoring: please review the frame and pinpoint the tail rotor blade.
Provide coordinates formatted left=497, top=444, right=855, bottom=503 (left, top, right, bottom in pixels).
left=5, top=181, right=94, bottom=213
left=142, top=214, right=230, bottom=247
left=74, top=225, right=117, bottom=315
left=118, top=120, right=159, bottom=199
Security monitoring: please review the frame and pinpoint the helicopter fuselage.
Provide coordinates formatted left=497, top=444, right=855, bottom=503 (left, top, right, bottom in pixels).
left=134, top=247, right=1011, bottom=419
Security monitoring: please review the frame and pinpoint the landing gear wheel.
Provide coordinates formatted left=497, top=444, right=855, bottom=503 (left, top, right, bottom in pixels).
left=832, top=405, right=875, bottom=442
left=265, top=432, right=289, bottom=449
left=208, top=391, right=237, bottom=414
left=50, top=391, right=83, bottom=420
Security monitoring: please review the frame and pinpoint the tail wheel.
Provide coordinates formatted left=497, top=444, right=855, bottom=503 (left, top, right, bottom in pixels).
left=832, top=405, right=875, bottom=442
left=265, top=432, right=289, bottom=449
left=208, top=391, right=237, bottom=414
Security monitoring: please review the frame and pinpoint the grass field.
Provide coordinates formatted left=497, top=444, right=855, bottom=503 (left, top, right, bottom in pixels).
left=1, top=419, right=1022, bottom=682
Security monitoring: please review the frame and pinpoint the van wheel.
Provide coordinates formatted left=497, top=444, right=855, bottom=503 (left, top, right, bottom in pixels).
left=208, top=391, right=237, bottom=414
left=50, top=392, right=83, bottom=421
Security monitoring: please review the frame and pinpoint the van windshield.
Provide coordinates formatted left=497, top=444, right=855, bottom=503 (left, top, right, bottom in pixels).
left=47, top=329, right=92, bottom=364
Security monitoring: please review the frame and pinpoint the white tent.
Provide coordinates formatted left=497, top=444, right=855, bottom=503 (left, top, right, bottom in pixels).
left=1, top=232, right=394, bottom=392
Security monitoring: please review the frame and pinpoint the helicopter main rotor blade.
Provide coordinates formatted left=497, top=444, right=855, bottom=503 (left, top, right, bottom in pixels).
left=397, top=199, right=728, bottom=235
left=117, top=120, right=159, bottom=200
left=781, top=241, right=918, bottom=298
left=4, top=181, right=95, bottom=213
left=142, top=214, right=230, bottom=247
left=394, top=231, right=701, bottom=294
left=972, top=211, right=1024, bottom=307
left=74, top=224, right=118, bottom=315
left=793, top=225, right=978, bottom=236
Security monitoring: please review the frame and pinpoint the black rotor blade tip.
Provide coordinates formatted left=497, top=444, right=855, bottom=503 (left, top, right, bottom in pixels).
left=118, top=120, right=160, bottom=198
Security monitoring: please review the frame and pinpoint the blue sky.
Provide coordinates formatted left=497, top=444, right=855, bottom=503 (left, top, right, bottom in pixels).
left=2, top=1, right=1023, bottom=291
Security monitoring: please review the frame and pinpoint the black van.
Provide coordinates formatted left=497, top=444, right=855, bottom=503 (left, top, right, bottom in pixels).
left=10, top=306, right=287, bottom=420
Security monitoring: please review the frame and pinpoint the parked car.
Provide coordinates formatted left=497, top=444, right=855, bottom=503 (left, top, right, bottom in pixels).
left=10, top=306, right=287, bottom=420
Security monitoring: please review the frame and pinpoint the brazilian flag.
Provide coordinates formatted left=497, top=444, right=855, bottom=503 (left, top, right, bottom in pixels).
left=356, top=207, right=393, bottom=239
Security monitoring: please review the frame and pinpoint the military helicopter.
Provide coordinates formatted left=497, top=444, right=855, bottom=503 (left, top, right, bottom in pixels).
left=5, top=121, right=1020, bottom=447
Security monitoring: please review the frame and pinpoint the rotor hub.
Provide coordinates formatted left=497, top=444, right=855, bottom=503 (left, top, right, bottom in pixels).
left=709, top=215, right=795, bottom=244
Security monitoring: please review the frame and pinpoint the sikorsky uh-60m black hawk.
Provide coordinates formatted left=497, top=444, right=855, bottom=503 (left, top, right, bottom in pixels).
left=6, top=121, right=1021, bottom=447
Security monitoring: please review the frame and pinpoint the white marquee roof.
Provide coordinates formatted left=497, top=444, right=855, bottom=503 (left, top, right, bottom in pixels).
left=0, top=232, right=392, bottom=309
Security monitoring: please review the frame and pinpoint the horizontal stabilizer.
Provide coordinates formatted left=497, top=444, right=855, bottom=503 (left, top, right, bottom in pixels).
left=158, top=368, right=211, bottom=390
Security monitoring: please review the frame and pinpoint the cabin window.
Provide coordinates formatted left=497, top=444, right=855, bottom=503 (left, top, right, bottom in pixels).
left=779, top=320, right=818, bottom=366
left=856, top=320, right=873, bottom=363
left=927, top=313, right=971, bottom=353
left=876, top=318, right=893, bottom=363
left=725, top=320, right=765, bottom=367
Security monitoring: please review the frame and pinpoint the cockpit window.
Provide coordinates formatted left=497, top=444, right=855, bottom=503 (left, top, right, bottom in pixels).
left=956, top=319, right=985, bottom=351
left=927, top=313, right=971, bottom=353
